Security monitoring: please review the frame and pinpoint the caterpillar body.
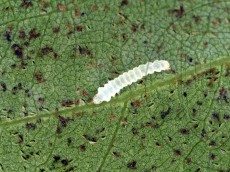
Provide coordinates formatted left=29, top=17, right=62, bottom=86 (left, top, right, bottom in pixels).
left=93, top=60, right=170, bottom=104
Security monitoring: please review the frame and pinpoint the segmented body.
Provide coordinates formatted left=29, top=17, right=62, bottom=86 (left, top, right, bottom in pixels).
left=93, top=60, right=170, bottom=104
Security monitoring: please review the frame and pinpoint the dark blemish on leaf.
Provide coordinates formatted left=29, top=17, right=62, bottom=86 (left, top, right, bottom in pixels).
left=25, top=123, right=36, bottom=130
left=170, top=90, right=174, bottom=94
left=168, top=136, right=172, bottom=142
left=91, top=4, right=98, bottom=12
left=195, top=168, right=201, bottom=172
left=103, top=5, right=110, bottom=11
left=180, top=128, right=190, bottom=135
left=58, top=115, right=68, bottom=127
left=83, top=134, right=97, bottom=143
left=121, top=33, right=127, bottom=41
left=25, top=89, right=31, bottom=97
left=121, top=0, right=129, bottom=6
left=75, top=25, right=83, bottom=32
left=78, top=46, right=92, bottom=57
left=130, top=101, right=143, bottom=107
left=11, top=44, right=23, bottom=58
left=21, top=0, right=33, bottom=8
left=127, top=160, right=137, bottom=169
left=34, top=71, right=45, bottom=83
left=207, top=77, right=219, bottom=87
left=174, top=149, right=181, bottom=156
left=53, top=155, right=61, bottom=162
left=143, top=40, right=148, bottom=44
left=56, top=126, right=62, bottom=134
left=192, top=15, right=201, bottom=24
left=22, top=154, right=30, bottom=160
left=65, top=166, right=74, bottom=172
left=79, top=144, right=86, bottom=152
left=18, top=30, right=26, bottom=39
left=188, top=56, right=193, bottom=62
left=140, top=134, right=145, bottom=140
left=201, top=128, right=206, bottom=137
left=217, top=87, right=229, bottom=103
left=131, top=24, right=138, bottom=32
left=67, top=137, right=72, bottom=146
left=75, top=8, right=81, bottom=17
left=193, top=123, right=199, bottom=129
left=196, top=101, right=202, bottom=106
left=168, top=5, right=185, bottom=18
left=1, top=83, right=7, bottom=92
left=40, top=46, right=53, bottom=56
left=156, top=142, right=161, bottom=146
left=12, top=86, right=18, bottom=95
left=11, top=64, right=17, bottom=68
left=61, top=159, right=70, bottom=166
left=61, top=99, right=74, bottom=107
left=57, top=3, right=66, bottom=11
left=18, top=82, right=22, bottom=90
left=183, top=92, right=187, bottom=97
left=204, top=92, right=208, bottom=98
left=192, top=108, right=197, bottom=116
left=223, top=114, right=230, bottom=120
left=131, top=127, right=138, bottom=135
left=5, top=31, right=12, bottom=42
left=209, top=153, right=216, bottom=160
left=80, top=12, right=85, bottom=17
left=18, top=134, right=24, bottom=144
left=29, top=28, right=40, bottom=39
left=82, top=90, right=88, bottom=97
left=160, top=107, right=171, bottom=119
left=53, top=26, right=60, bottom=34
left=185, top=158, right=192, bottom=164
left=209, top=140, right=216, bottom=146
left=38, top=97, right=45, bottom=104
left=24, top=41, right=29, bottom=46
left=185, top=79, right=192, bottom=85
left=212, top=112, right=220, bottom=121
left=112, top=151, right=120, bottom=158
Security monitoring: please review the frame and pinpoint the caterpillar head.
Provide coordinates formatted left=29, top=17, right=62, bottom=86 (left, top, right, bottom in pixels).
left=93, top=94, right=103, bottom=104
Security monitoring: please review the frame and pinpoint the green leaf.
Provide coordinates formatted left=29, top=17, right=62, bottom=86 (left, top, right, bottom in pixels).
left=0, top=0, right=230, bottom=171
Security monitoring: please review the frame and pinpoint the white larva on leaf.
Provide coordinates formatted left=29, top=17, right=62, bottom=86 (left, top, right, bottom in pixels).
left=93, top=60, right=170, bottom=104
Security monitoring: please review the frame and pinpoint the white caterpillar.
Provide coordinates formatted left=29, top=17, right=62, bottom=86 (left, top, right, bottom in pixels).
left=93, top=60, right=170, bottom=104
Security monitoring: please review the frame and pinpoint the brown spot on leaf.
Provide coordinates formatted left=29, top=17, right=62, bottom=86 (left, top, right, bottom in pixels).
left=29, top=28, right=40, bottom=40
left=18, top=30, right=26, bottom=39
left=20, top=0, right=33, bottom=8
left=174, top=149, right=182, bottom=156
left=25, top=123, right=36, bottom=130
left=58, top=115, right=69, bottom=127
left=112, top=151, right=120, bottom=158
left=79, top=144, right=86, bottom=152
left=168, top=5, right=185, bottom=18
left=61, top=99, right=74, bottom=107
left=121, top=0, right=129, bottom=6
left=18, top=134, right=24, bottom=144
left=57, top=3, right=66, bottom=11
left=103, top=5, right=110, bottom=11
left=34, top=71, right=45, bottom=83
left=75, top=25, right=83, bottom=32
left=217, top=87, right=229, bottom=103
left=130, top=101, right=143, bottom=107
left=75, top=8, right=81, bottom=17
left=79, top=46, right=92, bottom=57
left=127, top=160, right=137, bottom=169
left=91, top=4, right=98, bottom=11
left=131, top=24, right=138, bottom=32
left=192, top=15, right=201, bottom=24
left=180, top=128, right=190, bottom=135
left=11, top=44, right=23, bottom=58
left=1, top=83, right=7, bottom=92
left=40, top=46, right=53, bottom=56
left=53, top=26, right=60, bottom=34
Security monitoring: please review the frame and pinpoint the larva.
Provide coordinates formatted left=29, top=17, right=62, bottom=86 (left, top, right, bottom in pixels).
left=93, top=60, right=170, bottom=104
